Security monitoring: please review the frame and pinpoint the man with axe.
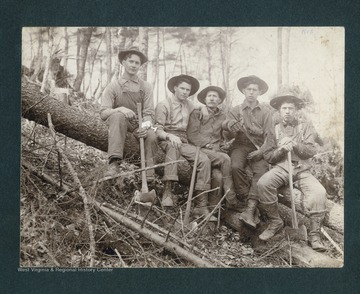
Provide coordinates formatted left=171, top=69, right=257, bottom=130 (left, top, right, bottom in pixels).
left=258, top=89, right=327, bottom=251
left=100, top=47, right=157, bottom=181
left=222, top=75, right=275, bottom=229
left=155, top=75, right=216, bottom=221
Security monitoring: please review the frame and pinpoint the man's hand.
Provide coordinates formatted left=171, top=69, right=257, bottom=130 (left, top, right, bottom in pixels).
left=205, top=143, right=221, bottom=152
left=278, top=143, right=293, bottom=153
left=229, top=120, right=244, bottom=134
left=247, top=149, right=263, bottom=161
left=133, top=127, right=148, bottom=139
left=116, top=106, right=136, bottom=119
left=198, top=105, right=210, bottom=121
left=167, top=134, right=182, bottom=149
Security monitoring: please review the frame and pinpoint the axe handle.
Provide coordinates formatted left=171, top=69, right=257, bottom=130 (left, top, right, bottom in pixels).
left=137, top=103, right=148, bottom=193
left=184, top=146, right=200, bottom=225
left=287, top=152, right=298, bottom=228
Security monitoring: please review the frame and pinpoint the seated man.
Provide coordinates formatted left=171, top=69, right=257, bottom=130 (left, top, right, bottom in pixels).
left=187, top=86, right=241, bottom=210
left=100, top=47, right=157, bottom=180
left=258, top=90, right=327, bottom=252
left=155, top=75, right=216, bottom=221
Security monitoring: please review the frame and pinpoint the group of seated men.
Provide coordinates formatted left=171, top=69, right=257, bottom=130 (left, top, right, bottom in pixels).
left=100, top=47, right=328, bottom=252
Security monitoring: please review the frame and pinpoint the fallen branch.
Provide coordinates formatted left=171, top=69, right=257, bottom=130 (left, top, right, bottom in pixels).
left=94, top=200, right=218, bottom=268
left=47, top=113, right=96, bottom=267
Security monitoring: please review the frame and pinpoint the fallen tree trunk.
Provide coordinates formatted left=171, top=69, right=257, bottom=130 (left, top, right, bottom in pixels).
left=21, top=79, right=192, bottom=182
left=21, top=79, right=344, bottom=234
left=278, top=189, right=344, bottom=234
left=95, top=201, right=217, bottom=268
left=224, top=204, right=343, bottom=245
left=223, top=209, right=343, bottom=268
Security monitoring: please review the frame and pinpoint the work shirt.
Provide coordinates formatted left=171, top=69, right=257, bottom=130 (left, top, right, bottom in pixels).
left=222, top=100, right=274, bottom=152
left=155, top=96, right=195, bottom=141
left=263, top=119, right=317, bottom=171
left=187, top=107, right=226, bottom=148
left=100, top=75, right=154, bottom=123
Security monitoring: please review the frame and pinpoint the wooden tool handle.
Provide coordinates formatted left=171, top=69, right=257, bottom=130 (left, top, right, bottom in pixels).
left=287, top=151, right=298, bottom=229
left=137, top=103, right=148, bottom=193
left=184, top=146, right=200, bottom=225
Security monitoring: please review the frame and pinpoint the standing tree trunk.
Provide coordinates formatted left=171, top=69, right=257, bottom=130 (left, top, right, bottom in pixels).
left=105, top=27, right=112, bottom=85
left=40, top=27, right=53, bottom=93
left=220, top=27, right=232, bottom=112
left=277, top=27, right=283, bottom=91
left=283, top=27, right=291, bottom=85
left=162, top=28, right=167, bottom=92
left=63, top=27, right=69, bottom=74
left=74, top=27, right=93, bottom=92
left=206, top=34, right=212, bottom=84
left=138, top=27, right=149, bottom=81
left=31, top=28, right=44, bottom=81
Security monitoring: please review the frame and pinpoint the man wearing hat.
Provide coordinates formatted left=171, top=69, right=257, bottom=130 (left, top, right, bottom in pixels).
left=100, top=47, right=157, bottom=179
left=257, top=90, right=327, bottom=251
left=155, top=75, right=216, bottom=221
left=187, top=86, right=241, bottom=210
left=222, top=75, right=274, bottom=228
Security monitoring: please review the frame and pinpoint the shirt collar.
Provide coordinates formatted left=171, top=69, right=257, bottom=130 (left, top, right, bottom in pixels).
left=281, top=118, right=298, bottom=127
left=240, top=100, right=262, bottom=111
left=119, top=74, right=139, bottom=85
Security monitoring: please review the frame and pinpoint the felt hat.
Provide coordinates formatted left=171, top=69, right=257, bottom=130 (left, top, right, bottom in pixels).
left=118, top=46, right=148, bottom=65
left=167, top=74, right=200, bottom=96
left=197, top=86, right=226, bottom=105
left=270, top=92, right=304, bottom=110
left=237, top=75, right=269, bottom=94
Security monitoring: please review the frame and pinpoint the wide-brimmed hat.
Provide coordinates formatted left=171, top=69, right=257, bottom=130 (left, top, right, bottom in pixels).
left=118, top=46, right=148, bottom=65
left=237, top=75, right=269, bottom=94
left=197, top=86, right=226, bottom=105
left=167, top=74, right=200, bottom=96
left=270, top=92, right=304, bottom=110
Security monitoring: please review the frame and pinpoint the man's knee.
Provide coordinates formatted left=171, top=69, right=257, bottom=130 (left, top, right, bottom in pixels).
left=305, top=185, right=327, bottom=211
left=198, top=152, right=211, bottom=168
left=145, top=129, right=157, bottom=143
left=231, top=158, right=245, bottom=171
left=108, top=112, right=126, bottom=124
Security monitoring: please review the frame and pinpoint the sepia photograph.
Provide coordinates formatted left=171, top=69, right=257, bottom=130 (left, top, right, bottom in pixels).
left=20, top=26, right=344, bottom=268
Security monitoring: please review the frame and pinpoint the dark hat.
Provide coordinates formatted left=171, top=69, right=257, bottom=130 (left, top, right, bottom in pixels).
left=118, top=46, right=148, bottom=65
left=237, top=75, right=269, bottom=94
left=270, top=92, right=304, bottom=110
left=167, top=74, right=200, bottom=96
left=197, top=86, right=226, bottom=105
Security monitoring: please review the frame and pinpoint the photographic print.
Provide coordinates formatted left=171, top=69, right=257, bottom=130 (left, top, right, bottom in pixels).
left=20, top=26, right=344, bottom=268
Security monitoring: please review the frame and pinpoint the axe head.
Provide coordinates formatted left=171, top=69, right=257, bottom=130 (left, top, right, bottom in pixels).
left=134, top=189, right=157, bottom=204
left=284, top=224, right=308, bottom=242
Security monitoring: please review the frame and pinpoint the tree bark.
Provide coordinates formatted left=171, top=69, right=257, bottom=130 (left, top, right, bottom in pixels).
left=21, top=79, right=192, bottom=182
left=40, top=27, right=53, bottom=93
left=31, top=27, right=44, bottom=81
left=138, top=27, right=149, bottom=81
left=105, top=27, right=112, bottom=85
left=63, top=27, right=69, bottom=73
left=277, top=27, right=283, bottom=91
left=74, top=27, right=93, bottom=92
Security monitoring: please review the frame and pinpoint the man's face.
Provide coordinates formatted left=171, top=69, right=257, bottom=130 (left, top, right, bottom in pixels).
left=243, top=84, right=260, bottom=103
left=204, top=91, right=222, bottom=110
left=174, top=82, right=192, bottom=102
left=122, top=54, right=141, bottom=75
left=279, top=102, right=297, bottom=123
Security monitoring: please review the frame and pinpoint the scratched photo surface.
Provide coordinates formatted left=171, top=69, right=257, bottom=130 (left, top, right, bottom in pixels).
left=20, top=27, right=344, bottom=268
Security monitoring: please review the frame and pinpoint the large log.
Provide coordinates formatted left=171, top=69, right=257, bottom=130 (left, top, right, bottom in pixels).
left=224, top=204, right=343, bottom=245
left=278, top=188, right=344, bottom=234
left=223, top=208, right=343, bottom=268
left=21, top=79, right=192, bottom=183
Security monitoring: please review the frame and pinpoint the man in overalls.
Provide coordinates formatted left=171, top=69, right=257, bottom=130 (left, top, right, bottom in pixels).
left=258, top=90, right=327, bottom=251
left=100, top=47, right=157, bottom=179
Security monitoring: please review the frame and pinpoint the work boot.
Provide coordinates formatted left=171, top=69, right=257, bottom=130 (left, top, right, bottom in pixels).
left=161, top=181, right=175, bottom=207
left=239, top=199, right=260, bottom=229
left=309, top=213, right=327, bottom=252
left=193, top=191, right=217, bottom=222
left=259, top=202, right=284, bottom=241
left=104, top=159, right=121, bottom=177
left=225, top=192, right=242, bottom=212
